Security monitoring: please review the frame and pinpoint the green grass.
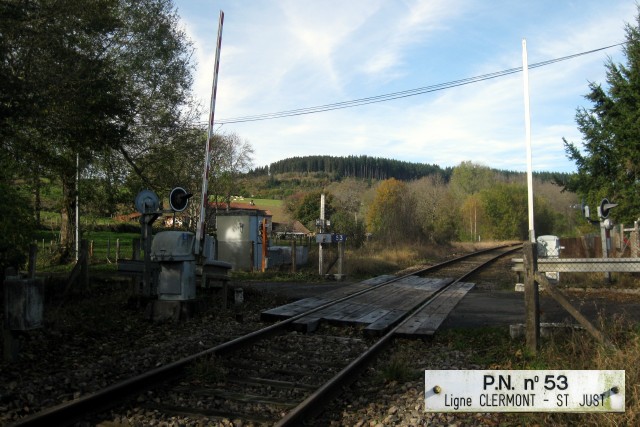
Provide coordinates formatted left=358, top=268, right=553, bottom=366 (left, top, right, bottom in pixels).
left=83, top=230, right=140, bottom=261
left=33, top=228, right=139, bottom=271
left=250, top=198, right=287, bottom=222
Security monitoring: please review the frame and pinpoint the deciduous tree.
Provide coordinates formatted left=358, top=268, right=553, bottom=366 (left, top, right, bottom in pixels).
left=366, top=178, right=416, bottom=242
left=1, top=0, right=196, bottom=262
left=286, top=191, right=335, bottom=231
left=410, top=175, right=457, bottom=243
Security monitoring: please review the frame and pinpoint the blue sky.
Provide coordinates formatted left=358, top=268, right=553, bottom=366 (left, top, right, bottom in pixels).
left=173, top=0, right=636, bottom=173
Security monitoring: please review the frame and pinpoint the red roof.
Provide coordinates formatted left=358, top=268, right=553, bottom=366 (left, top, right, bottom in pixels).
left=209, top=201, right=272, bottom=216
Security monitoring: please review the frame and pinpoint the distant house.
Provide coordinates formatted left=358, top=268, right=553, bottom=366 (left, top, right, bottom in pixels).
left=272, top=220, right=312, bottom=242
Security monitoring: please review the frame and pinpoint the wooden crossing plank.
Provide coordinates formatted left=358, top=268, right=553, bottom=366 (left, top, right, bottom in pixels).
left=290, top=286, right=404, bottom=331
left=347, top=283, right=408, bottom=307
left=394, top=282, right=475, bottom=337
left=291, top=313, right=323, bottom=333
left=260, top=297, right=330, bottom=321
left=261, top=275, right=457, bottom=334
left=364, top=309, right=406, bottom=335
left=360, top=275, right=397, bottom=285
left=325, top=302, right=376, bottom=323
left=291, top=300, right=366, bottom=331
left=358, top=281, right=451, bottom=334
left=395, top=276, right=439, bottom=288
left=352, top=308, right=391, bottom=325
left=284, top=275, right=397, bottom=331
left=414, top=282, right=474, bottom=333
left=314, top=301, right=365, bottom=322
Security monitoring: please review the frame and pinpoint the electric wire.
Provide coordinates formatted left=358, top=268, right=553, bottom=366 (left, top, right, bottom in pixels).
left=199, top=42, right=625, bottom=126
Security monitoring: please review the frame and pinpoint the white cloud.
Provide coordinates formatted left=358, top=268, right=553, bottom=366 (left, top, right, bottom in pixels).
left=174, top=0, right=634, bottom=173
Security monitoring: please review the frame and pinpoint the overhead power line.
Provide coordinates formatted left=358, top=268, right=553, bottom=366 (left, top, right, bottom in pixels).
left=206, top=42, right=625, bottom=126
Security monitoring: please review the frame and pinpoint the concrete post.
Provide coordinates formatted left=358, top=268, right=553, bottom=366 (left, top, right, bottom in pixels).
left=523, top=242, right=540, bottom=354
left=28, top=244, right=37, bottom=279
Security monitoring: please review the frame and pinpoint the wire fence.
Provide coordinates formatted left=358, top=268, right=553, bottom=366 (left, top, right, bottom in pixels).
left=552, top=222, right=640, bottom=273
left=512, top=222, right=640, bottom=278
left=35, top=236, right=139, bottom=265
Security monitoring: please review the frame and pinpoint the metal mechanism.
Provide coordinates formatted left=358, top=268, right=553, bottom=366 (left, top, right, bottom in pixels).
left=536, top=235, right=563, bottom=282
left=134, top=190, right=160, bottom=214
left=124, top=187, right=229, bottom=317
left=580, top=197, right=619, bottom=282
left=150, top=231, right=196, bottom=301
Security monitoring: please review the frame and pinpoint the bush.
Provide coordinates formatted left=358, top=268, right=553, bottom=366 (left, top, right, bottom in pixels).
left=0, top=182, right=36, bottom=278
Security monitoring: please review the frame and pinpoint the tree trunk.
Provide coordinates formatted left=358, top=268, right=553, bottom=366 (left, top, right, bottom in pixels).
left=33, top=171, right=41, bottom=227
left=57, top=171, right=77, bottom=263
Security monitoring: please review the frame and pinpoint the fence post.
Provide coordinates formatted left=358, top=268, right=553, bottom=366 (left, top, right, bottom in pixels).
left=523, top=242, right=540, bottom=354
left=291, top=240, right=297, bottom=274
left=132, top=238, right=141, bottom=261
left=80, top=239, right=89, bottom=291
left=28, top=244, right=37, bottom=279
left=337, top=240, right=345, bottom=278
left=116, top=238, right=120, bottom=263
left=619, top=223, right=624, bottom=252
left=250, top=241, right=255, bottom=272
left=600, top=222, right=611, bottom=283
left=634, top=221, right=639, bottom=258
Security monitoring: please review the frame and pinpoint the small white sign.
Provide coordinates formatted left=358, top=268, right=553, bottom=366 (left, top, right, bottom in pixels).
left=425, top=370, right=624, bottom=413
left=316, top=233, right=332, bottom=243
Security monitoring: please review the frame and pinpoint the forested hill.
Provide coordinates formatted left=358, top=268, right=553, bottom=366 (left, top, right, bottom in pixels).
left=249, top=155, right=570, bottom=184
left=250, top=155, right=451, bottom=181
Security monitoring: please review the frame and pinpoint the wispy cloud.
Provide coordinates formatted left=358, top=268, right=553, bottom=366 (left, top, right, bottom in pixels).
left=175, top=0, right=635, bottom=173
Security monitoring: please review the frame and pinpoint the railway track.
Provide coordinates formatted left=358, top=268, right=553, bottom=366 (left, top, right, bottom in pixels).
left=11, top=244, right=521, bottom=427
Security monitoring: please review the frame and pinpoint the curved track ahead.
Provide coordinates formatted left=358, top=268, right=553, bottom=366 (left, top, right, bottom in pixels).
left=11, top=244, right=521, bottom=427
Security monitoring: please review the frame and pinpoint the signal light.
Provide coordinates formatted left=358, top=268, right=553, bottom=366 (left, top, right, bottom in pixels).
left=598, top=198, right=617, bottom=219
left=169, top=187, right=192, bottom=212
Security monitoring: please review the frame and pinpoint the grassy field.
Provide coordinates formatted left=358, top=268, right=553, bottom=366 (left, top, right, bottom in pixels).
left=246, top=198, right=287, bottom=222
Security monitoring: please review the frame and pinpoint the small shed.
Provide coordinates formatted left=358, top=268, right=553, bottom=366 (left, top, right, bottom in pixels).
left=214, top=203, right=272, bottom=271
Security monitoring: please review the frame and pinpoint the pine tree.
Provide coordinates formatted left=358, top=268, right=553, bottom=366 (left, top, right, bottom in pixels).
left=564, top=8, right=640, bottom=223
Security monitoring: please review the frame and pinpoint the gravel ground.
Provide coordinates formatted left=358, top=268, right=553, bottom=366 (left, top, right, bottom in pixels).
left=314, top=338, right=504, bottom=427
left=0, top=279, right=290, bottom=425
left=2, top=263, right=640, bottom=426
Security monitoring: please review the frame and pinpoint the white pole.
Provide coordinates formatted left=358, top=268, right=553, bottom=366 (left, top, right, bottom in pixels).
left=195, top=10, right=224, bottom=255
left=319, top=193, right=325, bottom=276
left=522, top=39, right=535, bottom=243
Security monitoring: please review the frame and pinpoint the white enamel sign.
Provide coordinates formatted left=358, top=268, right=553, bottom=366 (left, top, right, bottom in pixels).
left=425, top=370, right=625, bottom=413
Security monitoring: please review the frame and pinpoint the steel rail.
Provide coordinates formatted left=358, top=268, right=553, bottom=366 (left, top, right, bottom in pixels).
left=275, top=244, right=522, bottom=426
left=10, top=244, right=518, bottom=427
